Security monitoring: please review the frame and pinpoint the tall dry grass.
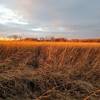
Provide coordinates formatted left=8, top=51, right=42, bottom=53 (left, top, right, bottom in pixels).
left=0, top=41, right=100, bottom=100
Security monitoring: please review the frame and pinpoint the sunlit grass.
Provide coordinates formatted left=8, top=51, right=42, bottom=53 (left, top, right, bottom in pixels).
left=0, top=40, right=100, bottom=100
left=0, top=40, right=100, bottom=47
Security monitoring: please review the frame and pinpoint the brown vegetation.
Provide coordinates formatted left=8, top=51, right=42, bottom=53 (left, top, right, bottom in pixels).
left=0, top=41, right=100, bottom=100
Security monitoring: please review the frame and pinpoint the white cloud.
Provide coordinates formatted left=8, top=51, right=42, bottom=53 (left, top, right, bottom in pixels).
left=31, top=27, right=44, bottom=32
left=31, top=26, right=73, bottom=33
left=0, top=5, right=28, bottom=25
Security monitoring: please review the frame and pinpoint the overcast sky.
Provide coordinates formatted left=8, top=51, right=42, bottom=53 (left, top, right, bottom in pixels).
left=0, top=0, right=100, bottom=38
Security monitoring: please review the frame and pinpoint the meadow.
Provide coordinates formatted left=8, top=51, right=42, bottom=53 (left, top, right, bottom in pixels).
left=0, top=41, right=100, bottom=100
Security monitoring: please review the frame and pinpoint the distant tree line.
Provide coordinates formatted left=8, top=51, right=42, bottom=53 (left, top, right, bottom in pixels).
left=22, top=37, right=100, bottom=42
left=7, top=35, right=100, bottom=42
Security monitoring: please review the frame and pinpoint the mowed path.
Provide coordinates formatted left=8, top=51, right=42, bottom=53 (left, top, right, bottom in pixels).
left=0, top=40, right=100, bottom=47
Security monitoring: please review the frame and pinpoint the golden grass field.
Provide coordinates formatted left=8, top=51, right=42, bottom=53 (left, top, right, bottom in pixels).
left=0, top=40, right=100, bottom=47
left=0, top=41, right=100, bottom=100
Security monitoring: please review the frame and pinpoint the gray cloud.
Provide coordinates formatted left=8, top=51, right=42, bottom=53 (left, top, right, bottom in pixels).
left=0, top=0, right=100, bottom=38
